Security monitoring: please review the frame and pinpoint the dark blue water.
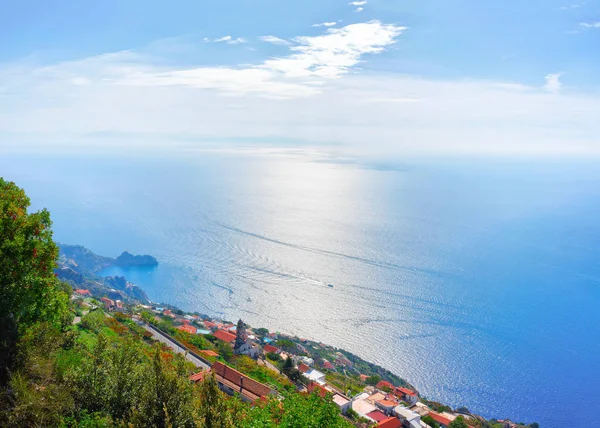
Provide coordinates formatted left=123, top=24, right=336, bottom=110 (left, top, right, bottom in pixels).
left=2, top=152, right=599, bottom=427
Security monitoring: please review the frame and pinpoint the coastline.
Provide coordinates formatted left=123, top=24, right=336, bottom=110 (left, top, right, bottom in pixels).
left=59, top=243, right=539, bottom=427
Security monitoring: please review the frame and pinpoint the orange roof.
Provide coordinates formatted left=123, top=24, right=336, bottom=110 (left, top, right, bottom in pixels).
left=429, top=412, right=452, bottom=427
left=360, top=374, right=369, bottom=381
left=264, top=344, right=280, bottom=354
left=163, top=309, right=172, bottom=315
left=377, top=399, right=398, bottom=408
left=212, top=362, right=272, bottom=401
left=177, top=324, right=197, bottom=334
left=377, top=380, right=395, bottom=390
left=322, top=360, right=334, bottom=370
left=396, top=386, right=417, bottom=396
left=214, top=329, right=236, bottom=343
left=307, top=382, right=329, bottom=398
left=298, top=363, right=311, bottom=373
left=75, top=289, right=91, bottom=295
left=204, top=321, right=217, bottom=328
left=377, top=417, right=402, bottom=428
left=189, top=371, right=208, bottom=382
left=200, top=350, right=219, bottom=357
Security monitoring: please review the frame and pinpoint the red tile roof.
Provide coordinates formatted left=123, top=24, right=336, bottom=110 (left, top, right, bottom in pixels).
left=429, top=412, right=452, bottom=427
left=204, top=321, right=217, bottom=328
left=377, top=417, right=402, bottom=428
left=177, top=324, right=197, bottom=334
left=396, top=386, right=417, bottom=397
left=298, top=363, right=311, bottom=373
left=377, top=399, right=398, bottom=408
left=367, top=410, right=389, bottom=422
left=377, top=380, right=395, bottom=390
left=212, top=362, right=273, bottom=401
left=163, top=309, right=172, bottom=315
left=200, top=350, right=219, bottom=357
left=264, top=344, right=280, bottom=354
left=189, top=371, right=207, bottom=382
left=307, top=382, right=329, bottom=398
left=360, top=374, right=369, bottom=382
left=214, top=329, right=236, bottom=343
left=75, top=289, right=91, bottom=295
left=322, top=360, right=335, bottom=370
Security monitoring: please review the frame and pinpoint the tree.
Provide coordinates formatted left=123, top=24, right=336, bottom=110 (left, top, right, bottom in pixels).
left=449, top=416, right=469, bottom=428
left=0, top=178, right=70, bottom=384
left=422, top=415, right=441, bottom=428
left=197, top=373, right=233, bottom=428
left=365, top=375, right=380, bottom=386
left=217, top=340, right=233, bottom=362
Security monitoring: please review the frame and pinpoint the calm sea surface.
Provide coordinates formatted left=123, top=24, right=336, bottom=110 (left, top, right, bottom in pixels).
left=2, top=152, right=600, bottom=427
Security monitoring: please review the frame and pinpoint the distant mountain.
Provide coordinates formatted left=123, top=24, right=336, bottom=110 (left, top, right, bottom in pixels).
left=57, top=244, right=151, bottom=304
left=115, top=251, right=158, bottom=267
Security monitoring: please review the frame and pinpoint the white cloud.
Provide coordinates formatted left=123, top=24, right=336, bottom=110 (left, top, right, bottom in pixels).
left=214, top=36, right=232, bottom=43
left=349, top=1, right=367, bottom=5
left=558, top=1, right=588, bottom=9
left=312, top=22, right=337, bottom=28
left=119, top=21, right=406, bottom=97
left=2, top=29, right=600, bottom=158
left=355, top=7, right=364, bottom=12
left=227, top=37, right=246, bottom=45
left=544, top=73, right=563, bottom=93
left=259, top=35, right=291, bottom=45
left=579, top=22, right=600, bottom=28
left=261, top=21, right=405, bottom=79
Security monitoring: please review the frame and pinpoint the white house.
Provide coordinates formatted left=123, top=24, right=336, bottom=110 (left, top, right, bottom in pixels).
left=394, top=406, right=422, bottom=428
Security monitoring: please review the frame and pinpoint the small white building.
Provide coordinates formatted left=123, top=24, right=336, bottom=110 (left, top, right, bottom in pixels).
left=332, top=394, right=352, bottom=414
left=305, top=368, right=326, bottom=384
left=394, top=406, right=422, bottom=428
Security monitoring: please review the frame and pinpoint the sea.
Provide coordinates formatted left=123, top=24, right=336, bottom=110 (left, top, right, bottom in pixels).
left=2, top=151, right=599, bottom=427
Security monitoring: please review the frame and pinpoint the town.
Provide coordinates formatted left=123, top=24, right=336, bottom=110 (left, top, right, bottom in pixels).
left=72, top=288, right=538, bottom=428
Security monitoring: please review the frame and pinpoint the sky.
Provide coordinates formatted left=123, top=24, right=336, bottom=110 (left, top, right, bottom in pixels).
left=1, top=0, right=599, bottom=159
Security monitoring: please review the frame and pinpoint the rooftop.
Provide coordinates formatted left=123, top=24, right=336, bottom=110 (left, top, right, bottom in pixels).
left=214, top=329, right=236, bottom=343
left=212, top=361, right=273, bottom=402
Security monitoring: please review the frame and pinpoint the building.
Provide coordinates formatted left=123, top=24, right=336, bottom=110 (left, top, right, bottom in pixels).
left=332, top=394, right=351, bottom=414
left=263, top=344, right=280, bottom=354
left=395, top=387, right=419, bottom=405
left=367, top=410, right=390, bottom=423
left=212, top=362, right=275, bottom=402
left=394, top=406, right=422, bottom=428
left=100, top=297, right=115, bottom=310
left=189, top=370, right=208, bottom=383
left=351, top=392, right=378, bottom=419
left=377, top=380, right=395, bottom=391
left=302, top=367, right=326, bottom=384
left=377, top=417, right=403, bottom=428
left=322, top=360, right=335, bottom=370
left=74, top=289, right=91, bottom=297
left=214, top=329, right=236, bottom=344
left=177, top=324, right=197, bottom=334
left=427, top=412, right=452, bottom=428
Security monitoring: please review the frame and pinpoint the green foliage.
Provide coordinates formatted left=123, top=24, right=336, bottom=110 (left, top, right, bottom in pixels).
left=197, top=373, right=233, bottom=428
left=243, top=391, right=353, bottom=428
left=449, top=416, right=470, bottom=428
left=423, top=415, right=441, bottom=428
left=275, top=339, right=296, bottom=352
left=266, top=352, right=282, bottom=362
left=0, top=178, right=71, bottom=383
left=217, top=340, right=234, bottom=362
left=80, top=310, right=106, bottom=333
left=365, top=374, right=381, bottom=386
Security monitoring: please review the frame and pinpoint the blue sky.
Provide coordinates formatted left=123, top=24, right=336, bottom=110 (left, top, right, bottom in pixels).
left=1, top=0, right=599, bottom=157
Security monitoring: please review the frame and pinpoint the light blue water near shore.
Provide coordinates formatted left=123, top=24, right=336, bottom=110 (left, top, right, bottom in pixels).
left=2, top=152, right=600, bottom=427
